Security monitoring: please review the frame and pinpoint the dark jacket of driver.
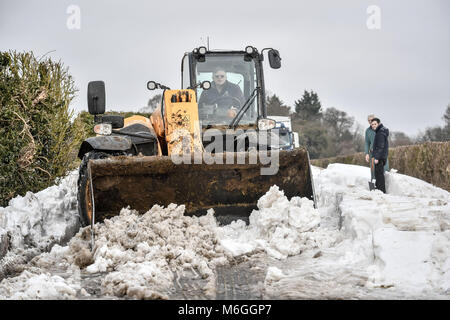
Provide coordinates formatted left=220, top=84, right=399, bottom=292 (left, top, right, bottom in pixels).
left=198, top=81, right=245, bottom=107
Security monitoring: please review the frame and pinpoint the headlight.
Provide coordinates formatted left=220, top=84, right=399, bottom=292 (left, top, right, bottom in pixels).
left=201, top=80, right=211, bottom=90
left=94, top=123, right=112, bottom=135
left=147, top=81, right=157, bottom=90
left=198, top=46, right=207, bottom=55
left=258, top=118, right=276, bottom=131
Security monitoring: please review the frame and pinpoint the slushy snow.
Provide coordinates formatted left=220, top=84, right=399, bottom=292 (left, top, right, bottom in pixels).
left=0, top=163, right=449, bottom=299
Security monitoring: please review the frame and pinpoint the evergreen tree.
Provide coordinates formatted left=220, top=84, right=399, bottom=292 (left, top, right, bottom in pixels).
left=266, top=94, right=291, bottom=116
left=294, top=90, right=322, bottom=121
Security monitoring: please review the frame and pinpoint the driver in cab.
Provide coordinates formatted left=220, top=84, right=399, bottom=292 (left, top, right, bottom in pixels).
left=198, top=67, right=245, bottom=118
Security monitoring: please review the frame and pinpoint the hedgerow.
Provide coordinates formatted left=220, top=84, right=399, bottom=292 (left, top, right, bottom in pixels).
left=0, top=51, right=85, bottom=206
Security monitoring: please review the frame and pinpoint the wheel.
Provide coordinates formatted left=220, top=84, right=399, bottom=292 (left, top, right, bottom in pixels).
left=77, top=151, right=110, bottom=227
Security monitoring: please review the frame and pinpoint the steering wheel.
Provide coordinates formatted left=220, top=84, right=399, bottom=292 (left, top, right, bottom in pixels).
left=207, top=96, right=241, bottom=119
left=210, top=96, right=242, bottom=109
left=199, top=96, right=244, bottom=122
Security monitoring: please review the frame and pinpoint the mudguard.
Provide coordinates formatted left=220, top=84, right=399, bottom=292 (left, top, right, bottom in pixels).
left=77, top=135, right=132, bottom=159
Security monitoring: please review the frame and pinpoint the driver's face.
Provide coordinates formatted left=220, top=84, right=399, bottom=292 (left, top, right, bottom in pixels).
left=213, top=71, right=227, bottom=86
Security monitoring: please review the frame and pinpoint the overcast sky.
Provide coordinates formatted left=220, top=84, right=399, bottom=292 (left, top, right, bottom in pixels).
left=1, top=0, right=449, bottom=136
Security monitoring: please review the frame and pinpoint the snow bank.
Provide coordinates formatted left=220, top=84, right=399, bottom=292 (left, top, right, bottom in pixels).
left=386, top=169, right=450, bottom=200
left=264, top=164, right=450, bottom=298
left=0, top=170, right=80, bottom=254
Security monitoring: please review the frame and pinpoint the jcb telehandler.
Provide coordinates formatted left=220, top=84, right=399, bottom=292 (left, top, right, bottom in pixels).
left=77, top=46, right=315, bottom=227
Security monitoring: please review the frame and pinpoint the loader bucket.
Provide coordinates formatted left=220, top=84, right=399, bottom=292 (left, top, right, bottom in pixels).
left=84, top=148, right=314, bottom=225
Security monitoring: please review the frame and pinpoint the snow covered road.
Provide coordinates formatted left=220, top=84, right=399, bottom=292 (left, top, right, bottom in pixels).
left=0, top=163, right=449, bottom=299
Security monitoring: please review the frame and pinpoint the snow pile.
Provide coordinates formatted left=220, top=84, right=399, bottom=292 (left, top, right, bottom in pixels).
left=264, top=164, right=450, bottom=299
left=0, top=180, right=334, bottom=299
left=0, top=170, right=80, bottom=253
left=83, top=205, right=229, bottom=299
left=9, top=204, right=231, bottom=300
left=0, top=268, right=87, bottom=300
left=216, top=185, right=340, bottom=260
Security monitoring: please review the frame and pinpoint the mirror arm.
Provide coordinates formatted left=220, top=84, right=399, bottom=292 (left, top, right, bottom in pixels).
left=187, top=82, right=200, bottom=90
left=260, top=48, right=273, bottom=60
left=188, top=81, right=210, bottom=90
left=94, top=115, right=101, bottom=123
left=92, top=97, right=101, bottom=122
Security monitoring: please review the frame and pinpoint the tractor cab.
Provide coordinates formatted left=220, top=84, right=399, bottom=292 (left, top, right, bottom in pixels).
left=181, top=46, right=281, bottom=129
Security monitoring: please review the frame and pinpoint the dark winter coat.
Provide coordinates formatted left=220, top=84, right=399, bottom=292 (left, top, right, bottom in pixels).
left=198, top=81, right=245, bottom=107
left=372, top=123, right=389, bottom=161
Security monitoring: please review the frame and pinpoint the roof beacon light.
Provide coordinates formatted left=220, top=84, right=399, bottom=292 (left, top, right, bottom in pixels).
left=245, top=46, right=255, bottom=55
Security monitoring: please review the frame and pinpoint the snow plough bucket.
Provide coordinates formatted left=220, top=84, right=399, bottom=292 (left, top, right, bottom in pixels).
left=81, top=148, right=314, bottom=225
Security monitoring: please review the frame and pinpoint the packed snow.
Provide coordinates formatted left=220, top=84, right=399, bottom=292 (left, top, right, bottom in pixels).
left=0, top=163, right=449, bottom=299
left=263, top=164, right=450, bottom=299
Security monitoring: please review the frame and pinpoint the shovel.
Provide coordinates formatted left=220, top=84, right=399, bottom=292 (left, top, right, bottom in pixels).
left=368, top=158, right=376, bottom=191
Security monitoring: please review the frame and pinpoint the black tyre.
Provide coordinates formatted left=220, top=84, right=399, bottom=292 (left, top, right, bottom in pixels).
left=77, top=151, right=111, bottom=227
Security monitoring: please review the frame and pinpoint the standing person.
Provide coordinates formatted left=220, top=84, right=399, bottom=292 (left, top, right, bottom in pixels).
left=371, top=118, right=389, bottom=193
left=365, top=114, right=377, bottom=182
left=365, top=114, right=389, bottom=184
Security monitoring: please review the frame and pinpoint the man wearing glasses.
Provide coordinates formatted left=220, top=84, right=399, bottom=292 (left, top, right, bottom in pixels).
left=198, top=67, right=245, bottom=118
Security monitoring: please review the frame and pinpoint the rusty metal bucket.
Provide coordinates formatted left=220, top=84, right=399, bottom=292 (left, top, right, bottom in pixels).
left=83, top=148, right=314, bottom=225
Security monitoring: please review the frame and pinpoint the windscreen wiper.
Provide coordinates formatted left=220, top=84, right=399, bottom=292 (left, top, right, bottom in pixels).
left=229, top=87, right=260, bottom=129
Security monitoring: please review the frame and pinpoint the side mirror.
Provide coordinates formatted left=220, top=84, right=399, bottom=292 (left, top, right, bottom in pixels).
left=87, top=81, right=106, bottom=115
left=268, top=49, right=281, bottom=69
